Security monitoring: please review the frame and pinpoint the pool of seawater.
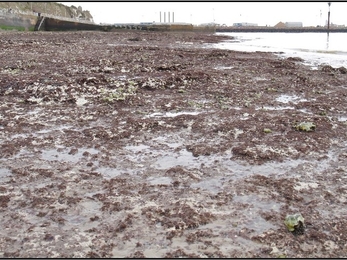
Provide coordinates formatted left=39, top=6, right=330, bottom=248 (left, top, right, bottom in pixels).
left=210, top=32, right=347, bottom=69
left=0, top=168, right=12, bottom=179
left=40, top=147, right=99, bottom=163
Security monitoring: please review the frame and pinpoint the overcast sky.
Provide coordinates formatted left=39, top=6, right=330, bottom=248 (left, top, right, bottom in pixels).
left=62, top=2, right=346, bottom=27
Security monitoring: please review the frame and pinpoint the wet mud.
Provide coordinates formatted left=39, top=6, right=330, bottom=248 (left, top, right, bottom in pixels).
left=1, top=30, right=347, bottom=257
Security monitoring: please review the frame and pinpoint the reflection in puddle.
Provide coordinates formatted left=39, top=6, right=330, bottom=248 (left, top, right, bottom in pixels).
left=10, top=133, right=30, bottom=140
left=214, top=66, right=233, bottom=70
left=125, top=144, right=150, bottom=152
left=327, top=115, right=347, bottom=122
left=233, top=194, right=282, bottom=211
left=144, top=111, right=201, bottom=118
left=256, top=106, right=311, bottom=114
left=153, top=149, right=205, bottom=169
left=36, top=125, right=72, bottom=134
left=76, top=97, right=88, bottom=106
left=276, top=94, right=308, bottom=104
left=190, top=177, right=225, bottom=194
left=152, top=136, right=182, bottom=148
left=242, top=215, right=276, bottom=235
left=10, top=125, right=74, bottom=140
left=96, top=167, right=122, bottom=179
left=147, top=176, right=172, bottom=185
left=256, top=106, right=294, bottom=111
left=0, top=168, right=12, bottom=179
left=337, top=116, right=347, bottom=122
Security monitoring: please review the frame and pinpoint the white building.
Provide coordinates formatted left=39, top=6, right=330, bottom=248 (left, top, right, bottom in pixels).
left=285, top=22, right=303, bottom=28
left=233, top=22, right=258, bottom=27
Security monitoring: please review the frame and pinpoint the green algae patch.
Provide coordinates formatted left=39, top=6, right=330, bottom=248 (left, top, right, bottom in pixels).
left=295, top=122, right=316, bottom=132
left=284, top=213, right=305, bottom=235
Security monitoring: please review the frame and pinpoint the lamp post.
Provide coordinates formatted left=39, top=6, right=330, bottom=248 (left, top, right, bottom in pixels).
left=327, top=2, right=331, bottom=32
left=213, top=8, right=215, bottom=24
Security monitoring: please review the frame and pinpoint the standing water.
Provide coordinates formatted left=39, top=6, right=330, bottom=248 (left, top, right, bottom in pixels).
left=211, top=32, right=347, bottom=69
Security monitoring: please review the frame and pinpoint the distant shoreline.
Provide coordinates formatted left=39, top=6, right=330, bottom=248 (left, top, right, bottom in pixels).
left=215, top=27, right=347, bottom=33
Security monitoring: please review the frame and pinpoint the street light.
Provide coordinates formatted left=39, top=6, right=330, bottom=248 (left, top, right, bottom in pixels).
left=212, top=8, right=215, bottom=23
left=327, top=2, right=331, bottom=32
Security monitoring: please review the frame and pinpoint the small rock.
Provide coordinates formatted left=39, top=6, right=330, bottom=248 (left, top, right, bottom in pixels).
left=338, top=66, right=347, bottom=74
left=68, top=148, right=78, bottom=155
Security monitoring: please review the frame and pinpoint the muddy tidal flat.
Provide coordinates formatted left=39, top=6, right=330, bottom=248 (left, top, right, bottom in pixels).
left=1, top=30, right=347, bottom=258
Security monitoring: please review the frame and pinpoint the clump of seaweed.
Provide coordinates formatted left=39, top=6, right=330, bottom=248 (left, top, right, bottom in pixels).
left=284, top=213, right=305, bottom=236
left=295, top=122, right=316, bottom=132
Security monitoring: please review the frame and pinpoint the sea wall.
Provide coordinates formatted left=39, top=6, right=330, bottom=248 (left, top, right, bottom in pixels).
left=0, top=10, right=36, bottom=31
left=43, top=17, right=103, bottom=31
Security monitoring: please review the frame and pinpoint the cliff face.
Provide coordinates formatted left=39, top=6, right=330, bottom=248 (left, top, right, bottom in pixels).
left=0, top=2, right=93, bottom=22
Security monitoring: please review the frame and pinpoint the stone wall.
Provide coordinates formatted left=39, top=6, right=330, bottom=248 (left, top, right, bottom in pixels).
left=0, top=10, right=37, bottom=30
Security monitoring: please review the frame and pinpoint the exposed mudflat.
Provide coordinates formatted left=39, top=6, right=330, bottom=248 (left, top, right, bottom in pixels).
left=1, top=30, right=347, bottom=258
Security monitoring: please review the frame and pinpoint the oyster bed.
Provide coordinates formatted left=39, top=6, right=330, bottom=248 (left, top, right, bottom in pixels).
left=1, top=30, right=347, bottom=257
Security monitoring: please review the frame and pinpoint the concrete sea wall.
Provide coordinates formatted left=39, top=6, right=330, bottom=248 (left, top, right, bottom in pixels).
left=43, top=17, right=104, bottom=31
left=0, top=10, right=37, bottom=31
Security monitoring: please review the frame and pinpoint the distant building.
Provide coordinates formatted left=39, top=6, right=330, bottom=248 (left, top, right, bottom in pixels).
left=199, top=22, right=218, bottom=27
left=274, top=21, right=285, bottom=28
left=285, top=22, right=303, bottom=28
left=274, top=21, right=303, bottom=28
left=233, top=22, right=258, bottom=27
left=329, top=23, right=346, bottom=28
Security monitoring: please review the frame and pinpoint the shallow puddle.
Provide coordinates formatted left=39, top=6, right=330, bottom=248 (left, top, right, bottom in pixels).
left=256, top=105, right=295, bottom=111
left=190, top=177, right=226, bottom=194
left=256, top=106, right=312, bottom=115
left=0, top=168, right=12, bottom=179
left=144, top=111, right=201, bottom=118
left=276, top=94, right=308, bottom=104
left=36, top=125, right=73, bottom=134
left=233, top=194, right=282, bottom=211
left=147, top=176, right=172, bottom=185
left=125, top=144, right=150, bottom=152
left=41, top=147, right=99, bottom=163
left=337, top=115, right=347, bottom=122
left=153, top=148, right=210, bottom=170
left=76, top=97, right=88, bottom=106
left=97, top=167, right=123, bottom=178
left=214, top=66, right=234, bottom=70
